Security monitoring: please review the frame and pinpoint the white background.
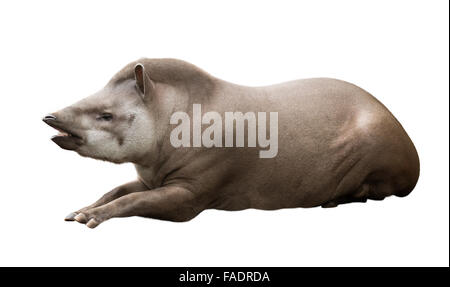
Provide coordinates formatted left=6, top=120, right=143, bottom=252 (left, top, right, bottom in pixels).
left=0, top=0, right=448, bottom=267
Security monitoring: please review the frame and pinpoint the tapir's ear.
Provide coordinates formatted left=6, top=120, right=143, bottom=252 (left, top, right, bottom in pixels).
left=134, top=63, right=154, bottom=98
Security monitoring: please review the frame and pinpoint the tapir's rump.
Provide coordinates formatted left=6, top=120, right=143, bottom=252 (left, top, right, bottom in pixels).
left=44, top=58, right=419, bottom=228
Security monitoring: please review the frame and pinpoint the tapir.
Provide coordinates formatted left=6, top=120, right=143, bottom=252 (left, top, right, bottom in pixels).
left=43, top=58, right=420, bottom=228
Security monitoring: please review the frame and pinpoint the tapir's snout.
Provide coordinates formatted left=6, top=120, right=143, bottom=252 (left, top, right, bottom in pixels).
left=42, top=112, right=63, bottom=129
left=43, top=112, right=84, bottom=151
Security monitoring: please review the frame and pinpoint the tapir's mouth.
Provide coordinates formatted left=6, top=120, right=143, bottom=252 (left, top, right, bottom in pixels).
left=50, top=127, right=84, bottom=151
left=52, top=128, right=82, bottom=141
left=43, top=115, right=84, bottom=151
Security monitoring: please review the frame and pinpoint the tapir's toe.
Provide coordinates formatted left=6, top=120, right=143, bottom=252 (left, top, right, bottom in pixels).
left=74, top=213, right=88, bottom=223
left=64, top=212, right=78, bottom=221
left=86, top=218, right=100, bottom=229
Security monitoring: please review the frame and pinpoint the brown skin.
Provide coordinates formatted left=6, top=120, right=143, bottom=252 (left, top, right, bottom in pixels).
left=43, top=58, right=420, bottom=228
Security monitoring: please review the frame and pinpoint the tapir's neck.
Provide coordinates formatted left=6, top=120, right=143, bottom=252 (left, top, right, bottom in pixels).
left=132, top=142, right=182, bottom=189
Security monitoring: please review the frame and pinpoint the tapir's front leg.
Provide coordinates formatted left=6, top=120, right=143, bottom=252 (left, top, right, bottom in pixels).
left=65, top=180, right=148, bottom=221
left=73, top=186, right=201, bottom=228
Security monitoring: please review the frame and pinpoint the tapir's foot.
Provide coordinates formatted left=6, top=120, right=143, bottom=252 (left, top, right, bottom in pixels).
left=321, top=201, right=339, bottom=208
left=72, top=208, right=106, bottom=228
left=64, top=203, right=101, bottom=222
left=321, top=196, right=369, bottom=208
left=322, top=183, right=374, bottom=208
left=64, top=207, right=92, bottom=221
left=73, top=213, right=100, bottom=228
left=64, top=206, right=108, bottom=228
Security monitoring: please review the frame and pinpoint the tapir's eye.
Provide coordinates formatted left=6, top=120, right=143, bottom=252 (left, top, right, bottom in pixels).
left=97, top=112, right=113, bottom=121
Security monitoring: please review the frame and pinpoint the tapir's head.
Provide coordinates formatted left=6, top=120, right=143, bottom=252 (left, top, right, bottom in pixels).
left=43, top=63, right=158, bottom=163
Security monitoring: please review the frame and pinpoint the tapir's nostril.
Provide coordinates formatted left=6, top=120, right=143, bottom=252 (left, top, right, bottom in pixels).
left=43, top=114, right=57, bottom=122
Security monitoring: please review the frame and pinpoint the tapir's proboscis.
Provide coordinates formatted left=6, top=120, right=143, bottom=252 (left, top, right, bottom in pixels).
left=43, top=58, right=419, bottom=229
